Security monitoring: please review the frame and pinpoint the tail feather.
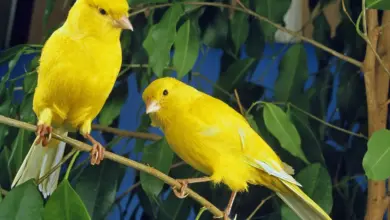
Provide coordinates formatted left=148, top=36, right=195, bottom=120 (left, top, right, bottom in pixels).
left=277, top=181, right=331, bottom=220
left=11, top=130, right=68, bottom=198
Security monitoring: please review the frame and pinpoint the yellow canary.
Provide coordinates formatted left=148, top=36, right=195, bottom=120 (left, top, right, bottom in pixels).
left=142, top=77, right=331, bottom=220
left=11, top=0, right=133, bottom=198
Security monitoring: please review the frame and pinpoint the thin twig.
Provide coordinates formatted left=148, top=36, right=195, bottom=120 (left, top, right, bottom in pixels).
left=288, top=103, right=368, bottom=139
left=0, top=188, right=7, bottom=196
left=234, top=89, right=245, bottom=115
left=247, top=101, right=368, bottom=139
left=0, top=115, right=226, bottom=219
left=114, top=182, right=141, bottom=203
left=92, top=124, right=161, bottom=141
left=64, top=150, right=80, bottom=180
left=36, top=148, right=77, bottom=184
left=246, top=194, right=275, bottom=220
left=129, top=2, right=362, bottom=68
left=114, top=160, right=187, bottom=203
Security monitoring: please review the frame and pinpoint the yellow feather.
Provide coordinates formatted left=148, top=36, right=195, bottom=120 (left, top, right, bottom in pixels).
left=142, top=77, right=331, bottom=220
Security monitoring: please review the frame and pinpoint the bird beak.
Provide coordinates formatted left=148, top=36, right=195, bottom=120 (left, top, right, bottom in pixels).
left=146, top=100, right=161, bottom=114
left=114, top=16, right=133, bottom=31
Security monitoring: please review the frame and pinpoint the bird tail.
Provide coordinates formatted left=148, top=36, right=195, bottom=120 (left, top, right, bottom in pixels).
left=276, top=181, right=331, bottom=220
left=11, top=129, right=68, bottom=198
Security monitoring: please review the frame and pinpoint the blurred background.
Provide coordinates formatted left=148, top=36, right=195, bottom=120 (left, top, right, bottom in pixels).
left=0, top=0, right=378, bottom=220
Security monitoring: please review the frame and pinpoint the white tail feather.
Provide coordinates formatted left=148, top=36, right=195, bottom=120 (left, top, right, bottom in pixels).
left=11, top=130, right=68, bottom=198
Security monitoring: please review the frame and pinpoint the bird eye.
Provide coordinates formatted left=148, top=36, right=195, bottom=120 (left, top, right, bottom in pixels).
left=163, top=89, right=168, bottom=96
left=99, top=8, right=107, bottom=15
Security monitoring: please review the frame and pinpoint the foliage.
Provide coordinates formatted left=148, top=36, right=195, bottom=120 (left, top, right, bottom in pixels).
left=1, top=0, right=389, bottom=219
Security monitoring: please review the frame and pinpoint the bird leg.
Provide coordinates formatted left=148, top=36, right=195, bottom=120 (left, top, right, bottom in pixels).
left=35, top=124, right=53, bottom=146
left=172, top=176, right=211, bottom=198
left=84, top=133, right=105, bottom=165
left=223, top=191, right=237, bottom=220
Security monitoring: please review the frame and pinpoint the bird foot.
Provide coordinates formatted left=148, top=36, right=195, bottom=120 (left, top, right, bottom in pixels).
left=172, top=179, right=189, bottom=198
left=35, top=124, right=52, bottom=146
left=85, top=134, right=105, bottom=165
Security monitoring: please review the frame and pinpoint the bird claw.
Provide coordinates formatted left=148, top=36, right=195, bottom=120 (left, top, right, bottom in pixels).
left=172, top=179, right=189, bottom=198
left=90, top=143, right=105, bottom=165
left=35, top=124, right=52, bottom=146
left=85, top=133, right=105, bottom=165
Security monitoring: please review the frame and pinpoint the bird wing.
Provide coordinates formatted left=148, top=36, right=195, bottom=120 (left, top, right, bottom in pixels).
left=188, top=93, right=301, bottom=186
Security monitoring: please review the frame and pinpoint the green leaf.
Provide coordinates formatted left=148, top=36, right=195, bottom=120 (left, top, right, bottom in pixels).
left=312, top=13, right=331, bottom=61
left=363, top=129, right=390, bottom=180
left=366, top=0, right=390, bottom=10
left=8, top=129, right=31, bottom=177
left=22, top=56, right=39, bottom=94
left=0, top=45, right=26, bottom=65
left=202, top=10, right=228, bottom=48
left=336, top=64, right=365, bottom=123
left=43, top=180, right=91, bottom=220
left=158, top=192, right=192, bottom=220
left=281, top=163, right=333, bottom=219
left=275, top=44, right=308, bottom=104
left=255, top=0, right=291, bottom=41
left=0, top=180, right=43, bottom=220
left=263, top=103, right=308, bottom=164
left=23, top=71, right=37, bottom=94
left=43, top=0, right=57, bottom=27
left=134, top=114, right=152, bottom=153
left=289, top=110, right=325, bottom=164
left=0, top=48, right=26, bottom=97
left=215, top=58, right=257, bottom=97
left=20, top=94, right=36, bottom=124
left=245, top=20, right=265, bottom=58
left=140, top=138, right=174, bottom=196
left=0, top=148, right=12, bottom=189
left=173, top=19, right=200, bottom=79
left=75, top=160, right=124, bottom=219
left=98, top=83, right=128, bottom=126
left=0, top=98, right=13, bottom=148
left=143, top=4, right=184, bottom=77
left=245, top=113, right=260, bottom=133
left=230, top=7, right=249, bottom=54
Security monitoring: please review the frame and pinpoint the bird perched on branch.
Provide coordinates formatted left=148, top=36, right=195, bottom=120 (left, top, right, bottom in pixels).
left=142, top=77, right=331, bottom=220
left=11, top=0, right=133, bottom=198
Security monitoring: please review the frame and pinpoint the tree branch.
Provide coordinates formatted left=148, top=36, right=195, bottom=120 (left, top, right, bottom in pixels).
left=129, top=2, right=363, bottom=68
left=92, top=124, right=161, bottom=141
left=0, top=115, right=226, bottom=219
left=362, top=9, right=390, bottom=220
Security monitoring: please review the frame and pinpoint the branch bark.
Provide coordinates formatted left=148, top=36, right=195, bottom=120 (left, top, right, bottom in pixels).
left=0, top=115, right=226, bottom=219
left=362, top=9, right=390, bottom=220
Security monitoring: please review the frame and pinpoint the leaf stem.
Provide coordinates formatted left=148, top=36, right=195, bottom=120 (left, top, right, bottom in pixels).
left=246, top=194, right=274, bottom=220
left=37, top=148, right=77, bottom=184
left=65, top=150, right=80, bottom=180
left=0, top=115, right=227, bottom=219
left=246, top=101, right=368, bottom=139
left=287, top=102, right=368, bottom=139
left=195, top=207, right=207, bottom=220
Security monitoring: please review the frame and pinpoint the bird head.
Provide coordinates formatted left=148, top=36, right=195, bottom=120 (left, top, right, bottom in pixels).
left=66, top=0, right=133, bottom=38
left=142, top=77, right=199, bottom=127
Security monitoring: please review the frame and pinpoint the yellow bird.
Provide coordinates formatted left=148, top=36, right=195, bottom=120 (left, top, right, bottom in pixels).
left=11, top=0, right=133, bottom=198
left=142, top=77, right=331, bottom=220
